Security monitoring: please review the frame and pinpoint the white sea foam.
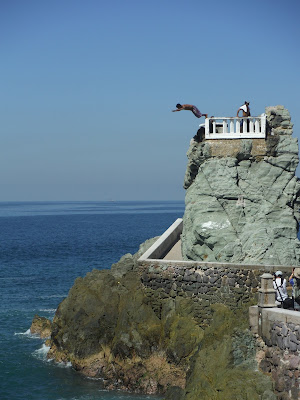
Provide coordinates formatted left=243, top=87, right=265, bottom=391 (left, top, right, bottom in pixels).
left=39, top=294, right=67, bottom=299
left=33, top=343, right=50, bottom=361
left=39, top=308, right=56, bottom=313
left=33, top=344, right=73, bottom=369
left=14, top=329, right=40, bottom=339
left=55, top=360, right=72, bottom=368
left=14, top=328, right=30, bottom=336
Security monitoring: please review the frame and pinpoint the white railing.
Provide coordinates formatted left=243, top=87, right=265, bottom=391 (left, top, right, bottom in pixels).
left=203, top=114, right=266, bottom=139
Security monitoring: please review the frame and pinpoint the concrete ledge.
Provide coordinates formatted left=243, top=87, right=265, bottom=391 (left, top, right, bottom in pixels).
left=262, top=307, right=300, bottom=342
left=139, top=257, right=296, bottom=272
left=138, top=218, right=299, bottom=274
left=138, top=218, right=183, bottom=261
left=206, top=133, right=266, bottom=139
left=250, top=305, right=300, bottom=343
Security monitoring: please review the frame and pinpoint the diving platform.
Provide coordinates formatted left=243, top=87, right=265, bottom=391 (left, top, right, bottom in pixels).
left=203, top=114, right=266, bottom=139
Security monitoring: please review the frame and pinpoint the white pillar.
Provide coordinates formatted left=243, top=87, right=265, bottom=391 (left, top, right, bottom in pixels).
left=236, top=118, right=240, bottom=134
left=261, top=114, right=266, bottom=136
left=249, top=119, right=254, bottom=133
left=213, top=120, right=216, bottom=134
left=205, top=117, right=210, bottom=138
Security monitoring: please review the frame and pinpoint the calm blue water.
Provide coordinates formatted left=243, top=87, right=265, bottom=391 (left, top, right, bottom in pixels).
left=0, top=201, right=185, bottom=400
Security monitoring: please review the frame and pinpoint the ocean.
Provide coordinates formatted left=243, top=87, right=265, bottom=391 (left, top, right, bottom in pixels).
left=0, top=201, right=185, bottom=400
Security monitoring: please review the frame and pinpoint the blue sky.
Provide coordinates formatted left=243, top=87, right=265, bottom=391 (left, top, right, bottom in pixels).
left=1, top=0, right=299, bottom=201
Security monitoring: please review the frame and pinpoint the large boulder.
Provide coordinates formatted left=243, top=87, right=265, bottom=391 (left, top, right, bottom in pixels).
left=30, top=315, right=52, bottom=338
left=46, top=239, right=203, bottom=394
left=182, top=106, right=300, bottom=265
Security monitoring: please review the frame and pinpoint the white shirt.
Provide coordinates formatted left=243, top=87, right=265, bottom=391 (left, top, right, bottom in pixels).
left=273, top=277, right=288, bottom=302
left=239, top=104, right=248, bottom=113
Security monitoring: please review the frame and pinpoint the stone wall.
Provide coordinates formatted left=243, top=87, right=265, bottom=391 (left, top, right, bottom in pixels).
left=139, top=261, right=266, bottom=326
left=139, top=261, right=300, bottom=398
left=270, top=321, right=300, bottom=352
left=258, top=320, right=300, bottom=400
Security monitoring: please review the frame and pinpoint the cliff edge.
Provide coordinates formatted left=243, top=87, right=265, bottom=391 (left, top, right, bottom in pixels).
left=42, top=240, right=275, bottom=399
left=182, top=106, right=300, bottom=265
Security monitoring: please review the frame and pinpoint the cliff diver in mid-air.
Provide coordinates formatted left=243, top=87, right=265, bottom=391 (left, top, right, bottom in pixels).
left=172, top=103, right=208, bottom=119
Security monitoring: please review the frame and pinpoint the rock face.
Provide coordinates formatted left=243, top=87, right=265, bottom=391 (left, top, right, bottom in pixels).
left=43, top=239, right=275, bottom=398
left=182, top=106, right=300, bottom=265
left=30, top=315, right=52, bottom=338
left=47, top=239, right=202, bottom=394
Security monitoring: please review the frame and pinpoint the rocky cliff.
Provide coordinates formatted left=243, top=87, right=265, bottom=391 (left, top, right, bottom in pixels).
left=45, top=239, right=199, bottom=394
left=182, top=106, right=300, bottom=265
left=40, top=240, right=275, bottom=399
left=32, top=106, right=300, bottom=399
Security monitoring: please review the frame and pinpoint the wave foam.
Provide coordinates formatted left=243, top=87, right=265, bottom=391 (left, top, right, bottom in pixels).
left=53, top=359, right=72, bottom=368
left=14, top=329, right=40, bottom=339
left=33, top=343, right=50, bottom=360
left=39, top=294, right=67, bottom=299
left=33, top=345, right=72, bottom=369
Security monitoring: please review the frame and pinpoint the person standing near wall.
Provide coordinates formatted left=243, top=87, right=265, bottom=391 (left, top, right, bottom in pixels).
left=273, top=271, right=288, bottom=307
left=236, top=101, right=251, bottom=117
left=236, top=101, right=251, bottom=132
left=290, top=268, right=300, bottom=308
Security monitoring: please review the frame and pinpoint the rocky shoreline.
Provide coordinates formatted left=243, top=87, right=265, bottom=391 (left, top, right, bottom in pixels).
left=31, top=239, right=276, bottom=399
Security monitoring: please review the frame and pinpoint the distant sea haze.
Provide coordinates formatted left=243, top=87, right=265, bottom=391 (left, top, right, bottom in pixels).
left=0, top=201, right=184, bottom=400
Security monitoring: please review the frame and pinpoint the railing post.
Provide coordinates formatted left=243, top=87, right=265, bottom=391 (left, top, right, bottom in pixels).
left=257, top=273, right=276, bottom=337
left=205, top=117, right=210, bottom=138
left=257, top=273, right=276, bottom=338
left=236, top=118, right=240, bottom=134
left=243, top=118, right=247, bottom=133
left=223, top=119, right=227, bottom=134
left=249, top=119, right=254, bottom=133
left=230, top=119, right=234, bottom=133
left=261, top=113, right=266, bottom=136
left=258, top=273, right=276, bottom=308
left=213, top=120, right=216, bottom=134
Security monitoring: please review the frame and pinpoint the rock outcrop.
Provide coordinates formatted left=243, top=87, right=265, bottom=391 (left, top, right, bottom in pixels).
left=182, top=106, right=300, bottom=265
left=46, top=239, right=201, bottom=394
left=30, top=315, right=52, bottom=338
left=38, top=239, right=274, bottom=398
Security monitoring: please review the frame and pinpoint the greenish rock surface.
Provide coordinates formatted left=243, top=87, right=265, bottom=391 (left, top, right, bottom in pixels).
left=44, top=239, right=275, bottom=397
left=182, top=106, right=300, bottom=265
left=177, top=304, right=276, bottom=400
left=47, top=239, right=202, bottom=394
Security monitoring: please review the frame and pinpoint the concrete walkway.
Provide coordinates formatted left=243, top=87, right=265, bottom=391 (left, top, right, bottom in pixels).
left=163, top=239, right=182, bottom=260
